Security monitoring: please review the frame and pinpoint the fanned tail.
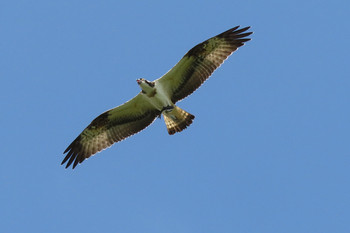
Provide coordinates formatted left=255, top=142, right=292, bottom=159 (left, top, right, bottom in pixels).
left=163, top=106, right=195, bottom=135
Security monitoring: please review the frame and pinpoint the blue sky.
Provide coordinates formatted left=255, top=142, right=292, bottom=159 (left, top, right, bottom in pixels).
left=1, top=0, right=349, bottom=232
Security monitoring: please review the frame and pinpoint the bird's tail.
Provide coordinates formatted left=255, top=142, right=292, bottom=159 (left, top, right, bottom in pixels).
left=162, top=106, right=195, bottom=135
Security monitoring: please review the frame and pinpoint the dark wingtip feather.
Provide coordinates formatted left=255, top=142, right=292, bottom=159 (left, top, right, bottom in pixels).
left=61, top=153, right=70, bottom=166
left=231, top=26, right=252, bottom=37
left=217, top=25, right=253, bottom=47
left=219, top=25, right=251, bottom=36
left=235, top=32, right=253, bottom=39
left=65, top=152, right=76, bottom=168
left=231, top=25, right=240, bottom=31
left=62, top=136, right=81, bottom=169
left=72, top=157, right=80, bottom=169
left=63, top=146, right=70, bottom=154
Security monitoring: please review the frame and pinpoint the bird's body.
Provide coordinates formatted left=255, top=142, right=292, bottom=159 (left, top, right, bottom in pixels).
left=62, top=26, right=252, bottom=169
left=138, top=79, right=172, bottom=111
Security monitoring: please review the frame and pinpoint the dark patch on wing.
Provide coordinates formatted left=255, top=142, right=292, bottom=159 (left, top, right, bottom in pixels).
left=88, top=111, right=109, bottom=129
left=170, top=58, right=205, bottom=103
left=186, top=41, right=209, bottom=57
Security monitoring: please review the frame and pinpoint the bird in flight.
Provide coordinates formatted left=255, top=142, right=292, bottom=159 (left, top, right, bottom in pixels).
left=62, top=26, right=252, bottom=169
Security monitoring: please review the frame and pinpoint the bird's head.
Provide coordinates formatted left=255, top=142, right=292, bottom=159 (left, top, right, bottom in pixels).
left=137, top=78, right=155, bottom=94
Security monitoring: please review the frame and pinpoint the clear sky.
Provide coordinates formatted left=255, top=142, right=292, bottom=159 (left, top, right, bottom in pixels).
left=1, top=0, right=349, bottom=232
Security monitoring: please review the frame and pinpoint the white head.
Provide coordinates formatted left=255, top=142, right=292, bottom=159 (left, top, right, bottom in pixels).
left=137, top=78, right=155, bottom=94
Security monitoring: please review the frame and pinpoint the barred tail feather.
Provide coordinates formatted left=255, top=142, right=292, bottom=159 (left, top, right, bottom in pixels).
left=163, top=106, right=195, bottom=135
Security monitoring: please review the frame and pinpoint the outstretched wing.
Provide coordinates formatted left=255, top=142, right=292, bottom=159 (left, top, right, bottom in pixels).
left=62, top=93, right=160, bottom=169
left=156, top=26, right=252, bottom=103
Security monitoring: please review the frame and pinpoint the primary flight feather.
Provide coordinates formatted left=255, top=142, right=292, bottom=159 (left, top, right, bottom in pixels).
left=62, top=26, right=252, bottom=169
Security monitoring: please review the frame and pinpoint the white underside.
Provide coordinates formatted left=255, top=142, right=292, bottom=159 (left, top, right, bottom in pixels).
left=144, top=81, right=173, bottom=111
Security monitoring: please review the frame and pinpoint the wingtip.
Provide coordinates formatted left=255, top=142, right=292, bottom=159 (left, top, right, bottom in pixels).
left=235, top=26, right=253, bottom=42
left=60, top=159, right=70, bottom=169
left=232, top=26, right=252, bottom=34
left=231, top=25, right=240, bottom=31
left=72, top=159, right=79, bottom=169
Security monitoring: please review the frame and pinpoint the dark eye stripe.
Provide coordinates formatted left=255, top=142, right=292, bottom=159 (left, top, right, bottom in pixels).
left=145, top=80, right=155, bottom=87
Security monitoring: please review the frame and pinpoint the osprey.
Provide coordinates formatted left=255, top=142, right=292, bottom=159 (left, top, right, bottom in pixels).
left=62, top=26, right=252, bottom=169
